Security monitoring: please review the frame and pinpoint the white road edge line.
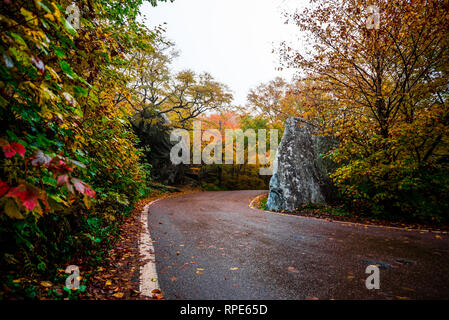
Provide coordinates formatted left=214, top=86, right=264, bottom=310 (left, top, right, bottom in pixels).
left=139, top=200, right=161, bottom=297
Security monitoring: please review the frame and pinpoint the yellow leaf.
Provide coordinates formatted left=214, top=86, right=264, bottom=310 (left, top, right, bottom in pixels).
left=33, top=202, right=43, bottom=216
left=40, top=281, right=53, bottom=287
left=4, top=198, right=24, bottom=219
left=105, top=280, right=112, bottom=286
left=83, top=194, right=90, bottom=209
left=112, top=292, right=124, bottom=298
left=20, top=8, right=38, bottom=26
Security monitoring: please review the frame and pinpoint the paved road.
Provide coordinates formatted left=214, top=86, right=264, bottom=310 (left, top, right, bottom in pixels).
left=147, top=190, right=449, bottom=299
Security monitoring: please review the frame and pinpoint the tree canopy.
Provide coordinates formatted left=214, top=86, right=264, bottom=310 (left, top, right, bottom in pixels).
left=280, top=0, right=449, bottom=220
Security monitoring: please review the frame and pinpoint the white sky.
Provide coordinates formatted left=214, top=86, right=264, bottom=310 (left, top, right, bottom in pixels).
left=140, top=0, right=308, bottom=107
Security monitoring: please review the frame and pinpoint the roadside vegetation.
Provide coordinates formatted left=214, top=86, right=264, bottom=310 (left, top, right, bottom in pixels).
left=254, top=0, right=449, bottom=225
left=0, top=0, right=172, bottom=299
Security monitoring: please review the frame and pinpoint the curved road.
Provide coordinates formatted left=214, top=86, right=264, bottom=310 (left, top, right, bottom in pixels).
left=147, top=190, right=449, bottom=300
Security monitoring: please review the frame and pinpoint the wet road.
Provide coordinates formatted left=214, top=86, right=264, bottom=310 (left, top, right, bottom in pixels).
left=147, top=190, right=449, bottom=300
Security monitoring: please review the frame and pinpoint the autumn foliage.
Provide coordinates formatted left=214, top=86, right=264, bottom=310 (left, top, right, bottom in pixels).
left=0, top=0, right=167, bottom=298
left=281, top=0, right=449, bottom=222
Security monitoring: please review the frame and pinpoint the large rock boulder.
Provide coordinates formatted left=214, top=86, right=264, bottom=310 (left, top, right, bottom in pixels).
left=131, top=112, right=186, bottom=186
left=266, top=117, right=338, bottom=211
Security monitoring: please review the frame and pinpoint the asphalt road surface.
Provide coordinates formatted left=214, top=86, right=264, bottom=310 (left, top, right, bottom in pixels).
left=147, top=190, right=449, bottom=300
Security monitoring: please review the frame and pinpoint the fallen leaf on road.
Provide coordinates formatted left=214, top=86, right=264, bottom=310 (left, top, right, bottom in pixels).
left=287, top=266, right=299, bottom=273
left=152, top=289, right=161, bottom=294
left=230, top=267, right=238, bottom=271
left=130, top=289, right=140, bottom=297
left=105, top=280, right=112, bottom=286
left=112, top=292, right=124, bottom=298
left=170, top=276, right=178, bottom=282
left=347, top=275, right=355, bottom=279
left=40, top=281, right=53, bottom=287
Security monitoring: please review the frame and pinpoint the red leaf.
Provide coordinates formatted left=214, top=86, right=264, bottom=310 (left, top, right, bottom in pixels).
left=71, top=178, right=95, bottom=199
left=6, top=183, right=48, bottom=212
left=85, top=185, right=96, bottom=199
left=2, top=144, right=16, bottom=158
left=57, top=174, right=74, bottom=193
left=10, top=143, right=25, bottom=158
left=72, top=178, right=85, bottom=194
left=0, top=180, right=9, bottom=197
left=0, top=140, right=25, bottom=158
left=48, top=157, right=74, bottom=173
left=7, top=185, right=38, bottom=211
left=57, top=174, right=69, bottom=186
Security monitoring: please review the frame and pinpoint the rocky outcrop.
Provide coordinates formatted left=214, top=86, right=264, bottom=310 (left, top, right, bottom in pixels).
left=266, top=117, right=338, bottom=211
left=131, top=112, right=186, bottom=186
